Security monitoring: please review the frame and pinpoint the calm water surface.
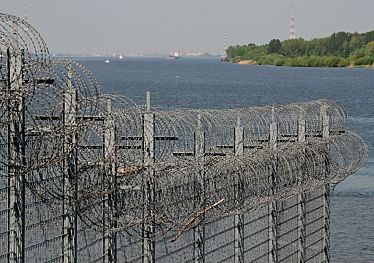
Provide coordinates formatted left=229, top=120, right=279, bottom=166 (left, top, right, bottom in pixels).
left=78, top=57, right=374, bottom=262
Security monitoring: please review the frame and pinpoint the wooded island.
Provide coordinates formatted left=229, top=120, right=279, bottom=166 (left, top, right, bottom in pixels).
left=226, top=31, right=374, bottom=67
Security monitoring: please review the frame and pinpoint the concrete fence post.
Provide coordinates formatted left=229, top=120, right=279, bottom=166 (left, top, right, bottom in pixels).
left=297, top=111, right=306, bottom=263
left=321, top=105, right=330, bottom=263
left=268, top=107, right=278, bottom=263
left=143, top=92, right=155, bottom=263
left=194, top=113, right=205, bottom=263
left=7, top=21, right=26, bottom=263
left=63, top=64, right=77, bottom=263
left=103, top=98, right=117, bottom=263
left=234, top=117, right=244, bottom=263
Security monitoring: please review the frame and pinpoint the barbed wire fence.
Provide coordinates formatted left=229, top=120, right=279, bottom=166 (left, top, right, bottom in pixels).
left=0, top=13, right=368, bottom=263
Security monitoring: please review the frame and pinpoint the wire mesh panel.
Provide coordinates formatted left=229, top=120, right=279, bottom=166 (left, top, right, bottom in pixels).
left=24, top=196, right=64, bottom=262
left=304, top=187, right=325, bottom=263
left=204, top=216, right=235, bottom=263
left=0, top=133, right=9, bottom=261
left=277, top=195, right=299, bottom=262
left=112, top=226, right=143, bottom=263
left=76, top=223, right=104, bottom=262
left=243, top=205, right=270, bottom=263
left=154, top=228, right=194, bottom=263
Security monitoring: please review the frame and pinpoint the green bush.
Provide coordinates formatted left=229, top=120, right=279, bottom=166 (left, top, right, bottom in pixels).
left=337, top=58, right=350, bottom=67
left=322, top=56, right=341, bottom=67
left=354, top=56, right=374, bottom=66
left=274, top=58, right=285, bottom=66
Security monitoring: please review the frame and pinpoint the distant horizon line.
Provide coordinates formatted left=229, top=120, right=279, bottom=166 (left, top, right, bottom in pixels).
left=49, top=28, right=374, bottom=58
left=51, top=52, right=222, bottom=58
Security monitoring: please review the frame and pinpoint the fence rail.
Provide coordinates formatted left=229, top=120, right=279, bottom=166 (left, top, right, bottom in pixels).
left=0, top=13, right=368, bottom=263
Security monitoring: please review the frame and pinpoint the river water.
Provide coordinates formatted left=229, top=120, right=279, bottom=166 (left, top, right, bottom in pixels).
left=78, top=57, right=374, bottom=262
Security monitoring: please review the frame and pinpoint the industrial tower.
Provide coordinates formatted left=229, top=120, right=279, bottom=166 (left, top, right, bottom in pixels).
left=289, top=5, right=296, bottom=40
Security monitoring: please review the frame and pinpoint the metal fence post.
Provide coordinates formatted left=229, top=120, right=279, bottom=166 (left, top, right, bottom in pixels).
left=103, top=98, right=117, bottom=263
left=143, top=92, right=155, bottom=263
left=268, top=107, right=278, bottom=263
left=7, top=21, right=26, bottom=263
left=194, top=113, right=205, bottom=263
left=321, top=106, right=330, bottom=263
left=297, top=112, right=306, bottom=263
left=63, top=64, right=77, bottom=263
left=234, top=117, right=244, bottom=263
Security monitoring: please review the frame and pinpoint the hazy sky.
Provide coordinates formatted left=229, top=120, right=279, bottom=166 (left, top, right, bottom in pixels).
left=1, top=0, right=373, bottom=55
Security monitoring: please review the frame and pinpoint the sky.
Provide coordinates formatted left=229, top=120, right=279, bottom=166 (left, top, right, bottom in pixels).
left=1, top=0, right=373, bottom=55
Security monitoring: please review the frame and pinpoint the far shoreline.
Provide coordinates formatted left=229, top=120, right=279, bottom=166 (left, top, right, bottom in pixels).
left=230, top=59, right=374, bottom=69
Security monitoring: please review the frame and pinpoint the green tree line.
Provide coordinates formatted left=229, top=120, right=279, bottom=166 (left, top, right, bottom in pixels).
left=226, top=30, right=374, bottom=67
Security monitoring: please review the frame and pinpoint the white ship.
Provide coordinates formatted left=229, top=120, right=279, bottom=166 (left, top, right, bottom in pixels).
left=169, top=50, right=182, bottom=59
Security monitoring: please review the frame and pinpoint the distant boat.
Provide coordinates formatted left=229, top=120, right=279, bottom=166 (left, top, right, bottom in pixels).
left=168, top=50, right=182, bottom=59
left=105, top=59, right=110, bottom=63
left=119, top=55, right=123, bottom=60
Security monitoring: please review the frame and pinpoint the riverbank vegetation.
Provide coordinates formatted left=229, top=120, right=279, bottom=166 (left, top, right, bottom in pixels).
left=226, top=31, right=374, bottom=67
